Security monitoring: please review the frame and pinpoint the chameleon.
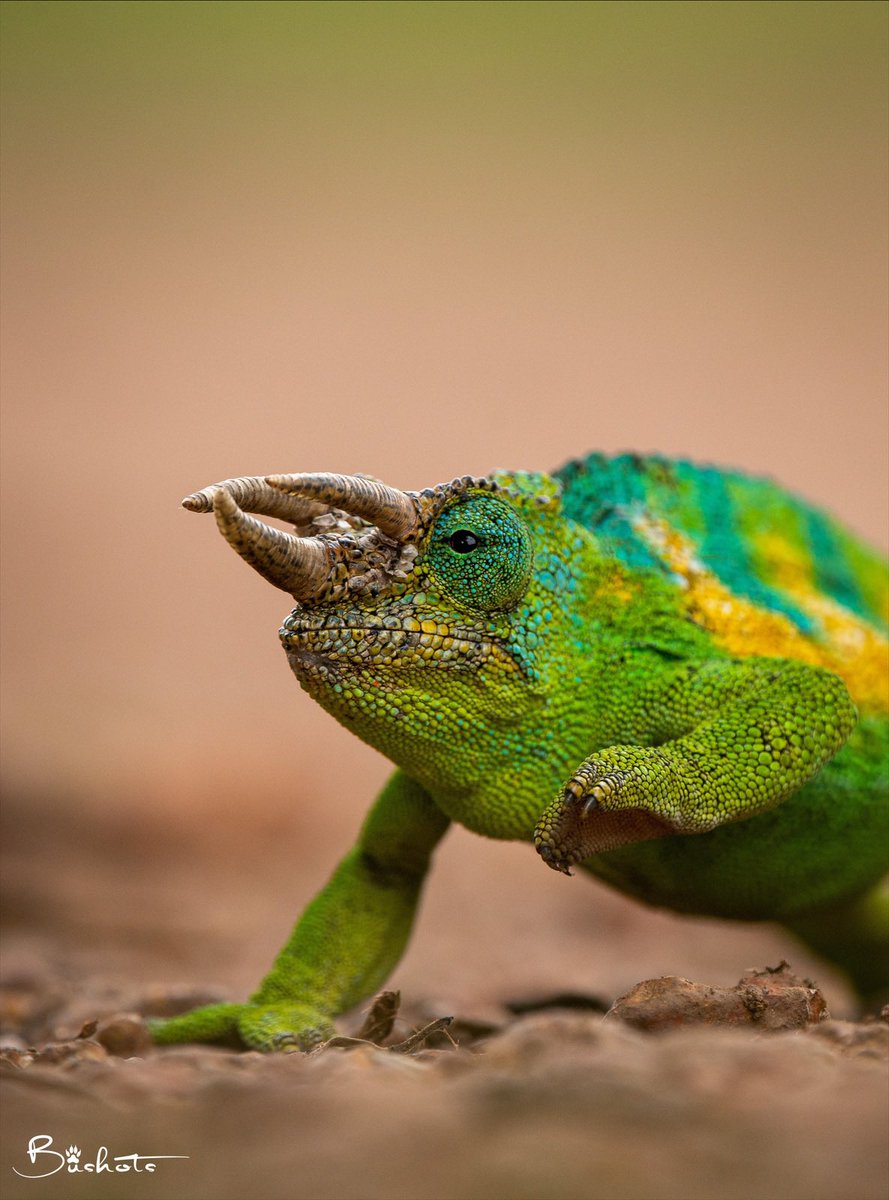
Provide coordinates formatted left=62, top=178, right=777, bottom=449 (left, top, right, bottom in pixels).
left=152, top=454, right=889, bottom=1051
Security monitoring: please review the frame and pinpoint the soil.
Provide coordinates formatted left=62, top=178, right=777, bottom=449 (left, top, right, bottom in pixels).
left=2, top=792, right=887, bottom=1200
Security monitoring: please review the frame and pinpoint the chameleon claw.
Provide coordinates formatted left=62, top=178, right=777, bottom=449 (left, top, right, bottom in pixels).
left=270, top=1033, right=306, bottom=1054
left=535, top=840, right=575, bottom=875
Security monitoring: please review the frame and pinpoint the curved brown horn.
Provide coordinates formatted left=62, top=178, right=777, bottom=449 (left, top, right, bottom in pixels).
left=182, top=476, right=328, bottom=527
left=266, top=473, right=418, bottom=542
left=211, top=487, right=332, bottom=601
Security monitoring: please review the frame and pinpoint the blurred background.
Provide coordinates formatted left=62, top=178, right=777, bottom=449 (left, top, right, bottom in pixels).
left=1, top=1, right=887, bottom=1016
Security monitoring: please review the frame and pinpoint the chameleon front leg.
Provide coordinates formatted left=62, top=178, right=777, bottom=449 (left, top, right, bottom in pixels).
left=150, top=770, right=450, bottom=1051
left=535, top=657, right=856, bottom=872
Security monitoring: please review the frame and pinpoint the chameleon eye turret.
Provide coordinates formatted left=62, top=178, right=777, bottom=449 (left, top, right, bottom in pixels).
left=426, top=493, right=534, bottom=611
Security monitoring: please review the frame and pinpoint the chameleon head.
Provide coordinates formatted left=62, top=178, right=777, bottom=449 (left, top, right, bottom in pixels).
left=181, top=468, right=577, bottom=794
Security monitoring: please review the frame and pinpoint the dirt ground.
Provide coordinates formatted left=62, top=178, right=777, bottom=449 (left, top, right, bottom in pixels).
left=2, top=790, right=887, bottom=1200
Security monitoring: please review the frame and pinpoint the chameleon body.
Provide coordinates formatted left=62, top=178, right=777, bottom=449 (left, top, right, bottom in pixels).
left=153, top=454, right=889, bottom=1050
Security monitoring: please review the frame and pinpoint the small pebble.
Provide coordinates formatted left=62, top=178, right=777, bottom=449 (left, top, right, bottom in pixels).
left=96, top=1013, right=153, bottom=1057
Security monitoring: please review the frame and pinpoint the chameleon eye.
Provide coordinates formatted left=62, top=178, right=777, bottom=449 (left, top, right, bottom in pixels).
left=428, top=495, right=533, bottom=611
left=448, top=530, right=480, bottom=553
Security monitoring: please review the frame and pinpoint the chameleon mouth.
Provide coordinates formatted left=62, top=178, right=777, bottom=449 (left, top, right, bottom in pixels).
left=280, top=615, right=507, bottom=674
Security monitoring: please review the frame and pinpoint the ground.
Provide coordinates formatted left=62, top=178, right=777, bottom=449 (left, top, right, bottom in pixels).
left=2, top=791, right=887, bottom=1200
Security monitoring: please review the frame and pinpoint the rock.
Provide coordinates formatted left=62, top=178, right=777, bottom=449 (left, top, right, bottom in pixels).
left=96, top=1012, right=153, bottom=1057
left=607, top=962, right=828, bottom=1032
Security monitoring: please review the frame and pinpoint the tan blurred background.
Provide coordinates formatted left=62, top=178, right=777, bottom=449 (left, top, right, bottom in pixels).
left=1, top=2, right=887, bottom=1012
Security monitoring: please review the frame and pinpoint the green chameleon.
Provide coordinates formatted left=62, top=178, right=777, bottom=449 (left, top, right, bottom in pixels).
left=152, top=454, right=889, bottom=1051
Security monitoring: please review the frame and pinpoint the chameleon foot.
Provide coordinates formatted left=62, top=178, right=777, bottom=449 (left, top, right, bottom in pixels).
left=236, top=1003, right=335, bottom=1052
left=535, top=756, right=674, bottom=871
left=149, top=1001, right=335, bottom=1052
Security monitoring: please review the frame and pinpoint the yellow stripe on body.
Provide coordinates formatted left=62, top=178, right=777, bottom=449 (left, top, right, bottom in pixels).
left=632, top=515, right=889, bottom=713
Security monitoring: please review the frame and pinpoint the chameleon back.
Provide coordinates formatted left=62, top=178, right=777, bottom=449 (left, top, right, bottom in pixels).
left=556, top=453, right=889, bottom=715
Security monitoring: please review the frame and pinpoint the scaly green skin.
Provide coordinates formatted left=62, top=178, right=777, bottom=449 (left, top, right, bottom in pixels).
left=153, top=455, right=889, bottom=1050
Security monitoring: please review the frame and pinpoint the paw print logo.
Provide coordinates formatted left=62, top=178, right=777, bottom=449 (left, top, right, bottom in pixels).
left=65, top=1146, right=81, bottom=1166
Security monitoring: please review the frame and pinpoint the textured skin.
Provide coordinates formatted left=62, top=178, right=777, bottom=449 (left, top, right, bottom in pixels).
left=153, top=454, right=889, bottom=1050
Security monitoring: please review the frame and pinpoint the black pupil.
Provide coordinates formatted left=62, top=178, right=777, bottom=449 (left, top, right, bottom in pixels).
left=448, top=530, right=479, bottom=553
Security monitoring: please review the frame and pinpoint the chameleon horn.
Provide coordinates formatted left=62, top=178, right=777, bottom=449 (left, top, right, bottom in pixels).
left=181, top=476, right=329, bottom=528
left=211, top=487, right=331, bottom=602
left=266, top=473, right=418, bottom=542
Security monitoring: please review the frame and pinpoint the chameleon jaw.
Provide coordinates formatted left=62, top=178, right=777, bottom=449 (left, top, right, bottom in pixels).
left=280, top=616, right=511, bottom=682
